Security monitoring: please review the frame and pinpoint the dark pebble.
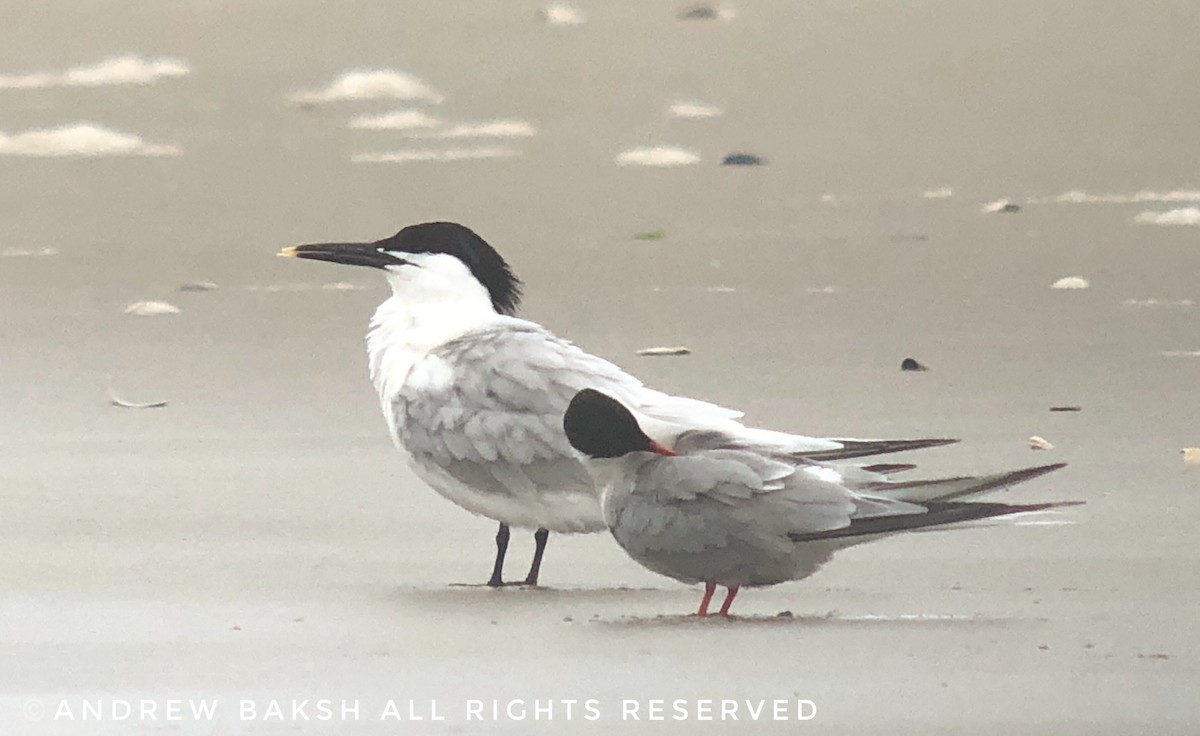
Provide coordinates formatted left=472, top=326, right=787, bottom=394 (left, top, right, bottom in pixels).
left=677, top=4, right=718, bottom=20
left=722, top=153, right=765, bottom=166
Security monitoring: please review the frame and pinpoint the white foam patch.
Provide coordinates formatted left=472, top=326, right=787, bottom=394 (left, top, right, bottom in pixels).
left=616, top=146, right=700, bottom=166
left=124, top=301, right=180, bottom=316
left=669, top=100, right=722, bottom=119
left=349, top=109, right=441, bottom=130
left=0, top=55, right=189, bottom=89
left=1, top=247, right=58, bottom=257
left=923, top=187, right=954, bottom=199
left=1133, top=207, right=1200, bottom=226
left=426, top=119, right=537, bottom=139
left=1055, top=189, right=1200, bottom=204
left=1161, top=350, right=1200, bottom=357
left=291, top=69, right=443, bottom=105
left=540, top=3, right=586, bottom=25
left=0, top=123, right=180, bottom=157
left=1051, top=276, right=1089, bottom=290
left=351, top=146, right=518, bottom=163
left=1123, top=298, right=1194, bottom=308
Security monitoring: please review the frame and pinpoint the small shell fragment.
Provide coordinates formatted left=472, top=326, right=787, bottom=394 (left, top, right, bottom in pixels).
left=124, top=300, right=180, bottom=316
left=668, top=100, right=722, bottom=119
left=1182, top=448, right=1200, bottom=466
left=616, top=146, right=700, bottom=167
left=1029, top=436, right=1054, bottom=451
left=1052, top=276, right=1090, bottom=290
left=108, top=389, right=168, bottom=409
left=179, top=281, right=218, bottom=292
left=637, top=346, right=692, bottom=356
left=982, top=199, right=1021, bottom=214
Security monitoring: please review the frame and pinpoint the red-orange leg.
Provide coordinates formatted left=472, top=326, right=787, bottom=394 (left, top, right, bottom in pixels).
left=697, top=583, right=716, bottom=617
left=718, top=586, right=740, bottom=616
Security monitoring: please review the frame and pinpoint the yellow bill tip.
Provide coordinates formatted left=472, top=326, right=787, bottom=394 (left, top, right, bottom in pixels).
left=277, top=246, right=300, bottom=258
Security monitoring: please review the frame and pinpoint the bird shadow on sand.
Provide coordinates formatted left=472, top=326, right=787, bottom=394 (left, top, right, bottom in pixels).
left=594, top=612, right=1047, bottom=629
left=368, top=585, right=1041, bottom=630
left=374, top=584, right=679, bottom=608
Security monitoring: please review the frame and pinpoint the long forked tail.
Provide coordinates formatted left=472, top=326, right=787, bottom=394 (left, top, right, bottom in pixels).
left=789, top=462, right=1077, bottom=543
left=855, top=462, right=1068, bottom=503
left=798, top=437, right=959, bottom=462
left=789, top=498, right=1083, bottom=542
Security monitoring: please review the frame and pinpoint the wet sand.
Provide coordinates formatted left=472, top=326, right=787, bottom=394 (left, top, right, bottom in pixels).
left=2, top=1, right=1199, bottom=733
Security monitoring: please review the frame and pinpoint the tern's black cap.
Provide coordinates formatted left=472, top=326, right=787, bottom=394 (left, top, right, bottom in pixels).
left=564, top=389, right=661, bottom=459
left=377, top=223, right=522, bottom=315
left=282, top=221, right=523, bottom=315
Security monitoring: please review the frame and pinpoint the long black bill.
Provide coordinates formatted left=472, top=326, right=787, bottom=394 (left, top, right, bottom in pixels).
left=277, top=242, right=406, bottom=269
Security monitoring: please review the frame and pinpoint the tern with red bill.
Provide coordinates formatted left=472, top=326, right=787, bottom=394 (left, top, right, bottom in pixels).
left=279, top=222, right=957, bottom=587
left=563, top=388, right=1079, bottom=617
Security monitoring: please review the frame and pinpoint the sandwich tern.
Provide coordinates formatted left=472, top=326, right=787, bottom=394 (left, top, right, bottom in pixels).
left=279, top=222, right=956, bottom=586
left=563, top=388, right=1078, bottom=616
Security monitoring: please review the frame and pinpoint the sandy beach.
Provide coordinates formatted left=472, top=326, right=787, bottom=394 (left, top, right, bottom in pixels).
left=2, top=1, right=1198, bottom=733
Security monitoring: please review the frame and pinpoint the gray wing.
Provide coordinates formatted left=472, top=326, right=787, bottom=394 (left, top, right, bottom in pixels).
left=604, top=451, right=875, bottom=583
left=616, top=451, right=867, bottom=549
left=393, top=321, right=737, bottom=510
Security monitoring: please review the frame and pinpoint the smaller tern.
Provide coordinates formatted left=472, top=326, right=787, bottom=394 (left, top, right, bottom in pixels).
left=563, top=388, right=1079, bottom=617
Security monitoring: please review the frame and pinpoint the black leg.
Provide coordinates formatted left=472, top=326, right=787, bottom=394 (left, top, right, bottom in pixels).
left=487, top=523, right=510, bottom=587
left=522, top=528, right=550, bottom=586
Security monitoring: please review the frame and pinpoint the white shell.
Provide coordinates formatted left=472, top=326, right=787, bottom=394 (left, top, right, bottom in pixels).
left=1052, top=276, right=1090, bottom=290
left=124, top=300, right=181, bottom=316
left=1028, top=436, right=1054, bottom=451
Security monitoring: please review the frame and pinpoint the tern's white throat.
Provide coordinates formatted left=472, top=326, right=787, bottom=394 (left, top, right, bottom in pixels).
left=367, top=252, right=499, bottom=405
